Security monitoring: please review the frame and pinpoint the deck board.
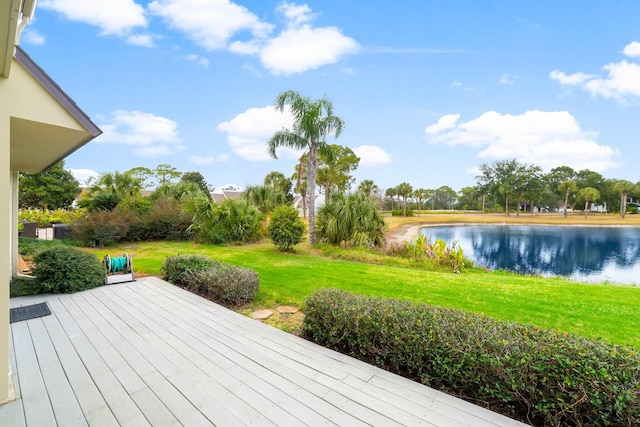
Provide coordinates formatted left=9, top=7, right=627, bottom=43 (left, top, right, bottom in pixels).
left=2, top=277, right=528, bottom=426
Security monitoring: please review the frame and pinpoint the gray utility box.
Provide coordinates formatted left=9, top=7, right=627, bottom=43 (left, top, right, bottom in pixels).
left=52, top=224, right=72, bottom=239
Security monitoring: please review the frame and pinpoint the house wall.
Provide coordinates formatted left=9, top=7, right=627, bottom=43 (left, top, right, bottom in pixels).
left=0, top=114, right=10, bottom=403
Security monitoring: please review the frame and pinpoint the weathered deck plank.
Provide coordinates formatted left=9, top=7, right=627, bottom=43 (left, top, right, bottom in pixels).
left=1, top=277, right=529, bottom=426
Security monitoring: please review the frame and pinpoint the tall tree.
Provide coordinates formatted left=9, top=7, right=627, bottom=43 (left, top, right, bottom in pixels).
left=514, top=164, right=542, bottom=216
left=357, top=179, right=379, bottom=198
left=413, top=188, right=429, bottom=215
left=613, top=180, right=635, bottom=218
left=267, top=90, right=345, bottom=245
left=264, top=170, right=293, bottom=202
left=154, top=164, right=181, bottom=186
left=292, top=155, right=308, bottom=218
left=385, top=187, right=397, bottom=210
left=79, top=170, right=144, bottom=211
left=19, top=160, right=81, bottom=210
left=578, top=187, right=600, bottom=219
left=317, top=144, right=360, bottom=204
left=477, top=159, right=522, bottom=216
left=396, top=182, right=413, bottom=216
left=558, top=180, right=578, bottom=218
left=181, top=171, right=212, bottom=199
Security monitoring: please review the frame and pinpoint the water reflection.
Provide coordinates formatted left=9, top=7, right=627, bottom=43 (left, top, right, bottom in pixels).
left=421, top=225, right=640, bottom=285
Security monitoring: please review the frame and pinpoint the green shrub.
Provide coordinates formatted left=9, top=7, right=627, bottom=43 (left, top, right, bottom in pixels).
left=161, top=254, right=259, bottom=306
left=71, top=210, right=130, bottom=247
left=32, top=246, right=104, bottom=293
left=18, top=236, right=81, bottom=257
left=302, top=289, right=640, bottom=426
left=391, top=208, right=413, bottom=216
left=160, top=254, right=222, bottom=287
left=267, top=205, right=306, bottom=251
left=10, top=277, right=41, bottom=297
left=185, top=197, right=263, bottom=244
left=183, top=264, right=259, bottom=306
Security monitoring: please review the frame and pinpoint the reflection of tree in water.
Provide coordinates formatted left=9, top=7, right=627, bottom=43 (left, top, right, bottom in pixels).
left=425, top=226, right=640, bottom=278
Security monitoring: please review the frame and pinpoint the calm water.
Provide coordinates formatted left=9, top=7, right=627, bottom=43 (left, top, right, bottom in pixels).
left=421, top=225, right=640, bottom=285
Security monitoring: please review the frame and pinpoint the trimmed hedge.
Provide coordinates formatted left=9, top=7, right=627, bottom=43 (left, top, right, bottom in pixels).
left=161, top=254, right=259, bottom=306
left=302, top=289, right=640, bottom=426
left=32, top=246, right=104, bottom=293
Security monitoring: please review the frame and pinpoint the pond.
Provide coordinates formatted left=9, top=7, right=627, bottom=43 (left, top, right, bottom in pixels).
left=421, top=224, right=640, bottom=285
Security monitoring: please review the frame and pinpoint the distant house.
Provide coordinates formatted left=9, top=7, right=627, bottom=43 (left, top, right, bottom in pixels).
left=210, top=184, right=244, bottom=203
left=1, top=1, right=101, bottom=404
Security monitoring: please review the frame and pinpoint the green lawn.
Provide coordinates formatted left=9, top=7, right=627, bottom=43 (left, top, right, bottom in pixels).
left=94, top=240, right=640, bottom=349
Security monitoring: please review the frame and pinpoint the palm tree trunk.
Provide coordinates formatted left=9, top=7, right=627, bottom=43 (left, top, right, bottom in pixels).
left=505, top=196, right=510, bottom=216
left=621, top=193, right=627, bottom=218
left=301, top=192, right=307, bottom=219
left=584, top=201, right=589, bottom=219
left=402, top=196, right=407, bottom=216
left=324, top=183, right=330, bottom=205
left=307, top=143, right=318, bottom=245
left=563, top=192, right=569, bottom=218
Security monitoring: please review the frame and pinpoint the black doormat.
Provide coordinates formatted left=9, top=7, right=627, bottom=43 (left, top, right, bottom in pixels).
left=10, top=302, right=51, bottom=323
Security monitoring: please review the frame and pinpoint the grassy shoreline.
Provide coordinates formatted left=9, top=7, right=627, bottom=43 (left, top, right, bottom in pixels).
left=91, top=213, right=640, bottom=348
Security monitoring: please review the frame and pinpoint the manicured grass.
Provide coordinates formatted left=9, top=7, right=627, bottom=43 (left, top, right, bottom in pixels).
left=93, top=235, right=640, bottom=349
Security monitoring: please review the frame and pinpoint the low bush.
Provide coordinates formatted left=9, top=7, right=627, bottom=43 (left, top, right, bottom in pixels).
left=10, top=277, right=41, bottom=297
left=160, top=254, right=221, bottom=287
left=161, top=254, right=259, bottom=306
left=391, top=209, right=413, bottom=216
left=302, top=289, right=640, bottom=426
left=404, top=234, right=471, bottom=273
left=18, top=236, right=81, bottom=257
left=184, top=264, right=259, bottom=306
left=32, top=246, right=104, bottom=293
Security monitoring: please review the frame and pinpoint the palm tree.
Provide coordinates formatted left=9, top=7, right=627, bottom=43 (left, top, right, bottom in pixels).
left=396, top=182, right=413, bottom=216
left=614, top=180, right=635, bottom=218
left=267, top=90, right=345, bottom=245
left=578, top=187, right=600, bottom=219
left=357, top=179, right=378, bottom=198
left=385, top=187, right=397, bottom=210
left=413, top=188, right=428, bottom=216
left=558, top=180, right=578, bottom=218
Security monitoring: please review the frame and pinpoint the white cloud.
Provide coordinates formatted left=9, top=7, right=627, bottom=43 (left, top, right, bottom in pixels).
left=549, top=70, right=595, bottom=85
left=182, top=53, right=210, bottom=68
left=353, top=145, right=391, bottom=167
left=550, top=42, right=640, bottom=102
left=228, top=2, right=360, bottom=75
left=21, top=30, right=45, bottom=45
left=259, top=25, right=360, bottom=75
left=499, top=73, right=517, bottom=85
left=188, top=154, right=229, bottom=165
left=40, top=0, right=146, bottom=36
left=148, top=0, right=273, bottom=50
left=622, top=41, right=640, bottom=58
left=424, top=114, right=460, bottom=135
left=95, top=110, right=185, bottom=157
left=69, top=168, right=99, bottom=186
left=217, top=106, right=298, bottom=161
left=425, top=110, right=620, bottom=172
left=126, top=34, right=156, bottom=47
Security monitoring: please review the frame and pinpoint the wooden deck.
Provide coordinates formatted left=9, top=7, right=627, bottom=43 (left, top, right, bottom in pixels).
left=0, top=277, right=528, bottom=426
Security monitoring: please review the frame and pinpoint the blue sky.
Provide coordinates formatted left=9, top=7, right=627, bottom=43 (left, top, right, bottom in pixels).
left=21, top=1, right=640, bottom=192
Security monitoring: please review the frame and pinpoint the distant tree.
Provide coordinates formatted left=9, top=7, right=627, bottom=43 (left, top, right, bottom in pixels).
left=292, top=155, right=308, bottom=218
left=614, top=180, right=635, bottom=218
left=78, top=170, right=143, bottom=211
left=432, top=185, right=457, bottom=210
left=243, top=184, right=286, bottom=215
left=154, top=164, right=181, bottom=186
left=264, top=171, right=293, bottom=203
left=127, top=166, right=154, bottom=189
left=267, top=90, right=345, bottom=245
left=558, top=180, right=579, bottom=218
left=456, top=186, right=480, bottom=211
left=396, top=182, right=413, bottom=216
left=477, top=159, right=522, bottom=216
left=578, top=187, right=600, bottom=219
left=317, top=144, right=360, bottom=204
left=413, top=188, right=429, bottom=215
left=181, top=171, right=212, bottom=199
left=385, top=187, right=397, bottom=210
left=357, top=179, right=379, bottom=198
left=513, top=164, right=542, bottom=216
left=19, top=161, right=81, bottom=210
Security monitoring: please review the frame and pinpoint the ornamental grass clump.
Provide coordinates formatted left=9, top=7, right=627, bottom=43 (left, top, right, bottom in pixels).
left=161, top=254, right=259, bottom=306
left=302, top=289, right=640, bottom=426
